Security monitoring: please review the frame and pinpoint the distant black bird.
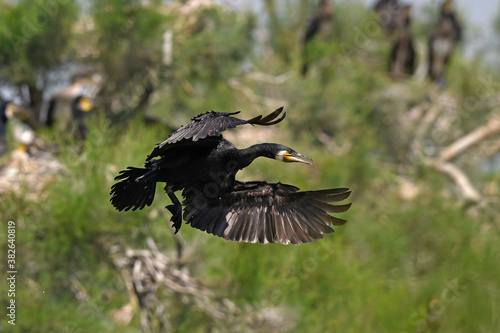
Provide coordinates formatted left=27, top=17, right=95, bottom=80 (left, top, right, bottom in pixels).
left=44, top=95, right=95, bottom=140
left=71, top=95, right=95, bottom=141
left=374, top=0, right=402, bottom=36
left=111, top=108, right=351, bottom=245
left=301, top=0, right=335, bottom=76
left=389, top=5, right=416, bottom=79
left=0, top=101, right=13, bottom=156
left=428, top=0, right=461, bottom=86
left=0, top=101, right=17, bottom=156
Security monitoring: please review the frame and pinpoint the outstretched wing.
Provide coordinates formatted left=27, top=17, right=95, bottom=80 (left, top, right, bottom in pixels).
left=182, top=181, right=351, bottom=245
left=148, top=107, right=285, bottom=159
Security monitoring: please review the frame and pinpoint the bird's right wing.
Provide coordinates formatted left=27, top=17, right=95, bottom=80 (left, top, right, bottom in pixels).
left=182, top=181, right=351, bottom=245
left=148, top=107, right=286, bottom=159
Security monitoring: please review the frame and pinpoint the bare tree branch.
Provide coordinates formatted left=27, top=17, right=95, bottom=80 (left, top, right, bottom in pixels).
left=424, top=115, right=500, bottom=203
left=437, top=116, right=500, bottom=162
left=111, top=238, right=294, bottom=332
left=426, top=160, right=482, bottom=202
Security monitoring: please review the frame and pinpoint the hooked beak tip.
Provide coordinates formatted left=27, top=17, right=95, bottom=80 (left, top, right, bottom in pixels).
left=288, top=153, right=313, bottom=165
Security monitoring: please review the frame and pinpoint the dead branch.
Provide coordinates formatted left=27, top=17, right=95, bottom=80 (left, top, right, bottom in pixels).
left=425, top=116, right=500, bottom=203
left=426, top=160, right=482, bottom=202
left=112, top=237, right=294, bottom=332
left=482, top=139, right=500, bottom=157
left=437, top=116, right=500, bottom=162
left=410, top=103, right=439, bottom=153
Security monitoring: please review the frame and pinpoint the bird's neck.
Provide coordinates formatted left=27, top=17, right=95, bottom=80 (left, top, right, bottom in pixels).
left=237, top=144, right=275, bottom=169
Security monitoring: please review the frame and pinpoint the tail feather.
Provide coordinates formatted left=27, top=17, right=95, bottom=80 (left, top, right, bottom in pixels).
left=110, top=167, right=156, bottom=211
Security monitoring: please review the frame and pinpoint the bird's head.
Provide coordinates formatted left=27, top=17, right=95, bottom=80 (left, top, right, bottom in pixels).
left=442, top=0, right=453, bottom=13
left=402, top=4, right=412, bottom=16
left=74, top=96, right=95, bottom=112
left=274, top=145, right=313, bottom=165
left=1, top=101, right=18, bottom=120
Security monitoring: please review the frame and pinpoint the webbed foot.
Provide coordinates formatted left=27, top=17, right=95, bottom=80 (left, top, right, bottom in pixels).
left=166, top=204, right=182, bottom=233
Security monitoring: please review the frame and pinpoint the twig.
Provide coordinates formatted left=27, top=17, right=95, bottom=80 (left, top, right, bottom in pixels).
left=111, top=238, right=294, bottom=332
left=426, top=160, right=482, bottom=202
left=426, top=116, right=500, bottom=203
left=437, top=116, right=500, bottom=162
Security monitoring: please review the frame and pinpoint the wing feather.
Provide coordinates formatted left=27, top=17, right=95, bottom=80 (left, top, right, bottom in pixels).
left=182, top=181, right=351, bottom=245
left=148, top=108, right=285, bottom=159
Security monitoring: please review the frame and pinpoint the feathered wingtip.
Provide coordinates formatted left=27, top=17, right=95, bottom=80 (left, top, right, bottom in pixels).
left=247, top=107, right=286, bottom=126
left=110, top=167, right=156, bottom=212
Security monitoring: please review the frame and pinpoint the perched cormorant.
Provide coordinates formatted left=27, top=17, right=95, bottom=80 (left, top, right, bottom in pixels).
left=389, top=5, right=416, bottom=79
left=301, top=0, right=335, bottom=76
left=44, top=95, right=95, bottom=140
left=374, top=0, right=402, bottom=36
left=0, top=101, right=15, bottom=156
left=111, top=108, right=351, bottom=245
left=428, top=0, right=461, bottom=86
left=71, top=95, right=95, bottom=141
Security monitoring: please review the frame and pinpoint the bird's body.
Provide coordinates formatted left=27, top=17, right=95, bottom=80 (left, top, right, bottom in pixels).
left=389, top=5, right=416, bottom=79
left=43, top=95, right=94, bottom=141
left=71, top=95, right=95, bottom=141
left=428, top=0, right=461, bottom=85
left=111, top=108, right=351, bottom=245
left=374, top=0, right=402, bottom=36
left=1, top=101, right=11, bottom=156
left=301, top=0, right=335, bottom=76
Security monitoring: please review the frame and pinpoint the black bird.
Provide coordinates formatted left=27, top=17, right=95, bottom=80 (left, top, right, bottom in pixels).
left=111, top=108, right=351, bottom=245
left=44, top=95, right=95, bottom=140
left=1, top=101, right=15, bottom=156
left=428, top=0, right=461, bottom=86
left=374, top=0, right=401, bottom=36
left=71, top=95, right=95, bottom=141
left=301, top=0, right=334, bottom=76
left=389, top=5, right=416, bottom=79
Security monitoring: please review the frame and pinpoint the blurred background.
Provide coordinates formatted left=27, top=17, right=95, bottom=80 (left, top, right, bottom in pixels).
left=1, top=0, right=499, bottom=332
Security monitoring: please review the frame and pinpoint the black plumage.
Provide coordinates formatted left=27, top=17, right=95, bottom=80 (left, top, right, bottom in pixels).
left=389, top=5, right=416, bottom=79
left=374, top=0, right=402, bottom=36
left=428, top=0, right=461, bottom=85
left=301, top=0, right=334, bottom=76
left=71, top=95, right=95, bottom=141
left=1, top=101, right=10, bottom=155
left=110, top=107, right=351, bottom=245
left=0, top=101, right=15, bottom=156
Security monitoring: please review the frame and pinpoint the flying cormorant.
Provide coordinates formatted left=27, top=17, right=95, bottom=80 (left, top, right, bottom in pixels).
left=111, top=108, right=351, bottom=245
left=301, top=0, right=335, bottom=76
left=428, top=0, right=461, bottom=86
left=389, top=5, right=416, bottom=79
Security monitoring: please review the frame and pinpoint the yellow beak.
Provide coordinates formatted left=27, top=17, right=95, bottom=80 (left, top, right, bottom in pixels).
left=281, top=152, right=313, bottom=165
left=79, top=97, right=95, bottom=112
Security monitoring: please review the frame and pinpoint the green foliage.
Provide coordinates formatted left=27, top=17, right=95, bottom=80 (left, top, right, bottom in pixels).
left=0, top=1, right=499, bottom=333
left=89, top=0, right=166, bottom=103
left=0, top=0, right=78, bottom=83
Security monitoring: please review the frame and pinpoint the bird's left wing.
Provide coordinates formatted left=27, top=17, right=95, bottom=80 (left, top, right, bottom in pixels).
left=182, top=181, right=351, bottom=245
left=148, top=107, right=285, bottom=159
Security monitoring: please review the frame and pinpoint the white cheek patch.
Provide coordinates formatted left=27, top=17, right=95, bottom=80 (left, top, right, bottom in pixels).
left=6, top=104, right=15, bottom=118
left=276, top=150, right=287, bottom=161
